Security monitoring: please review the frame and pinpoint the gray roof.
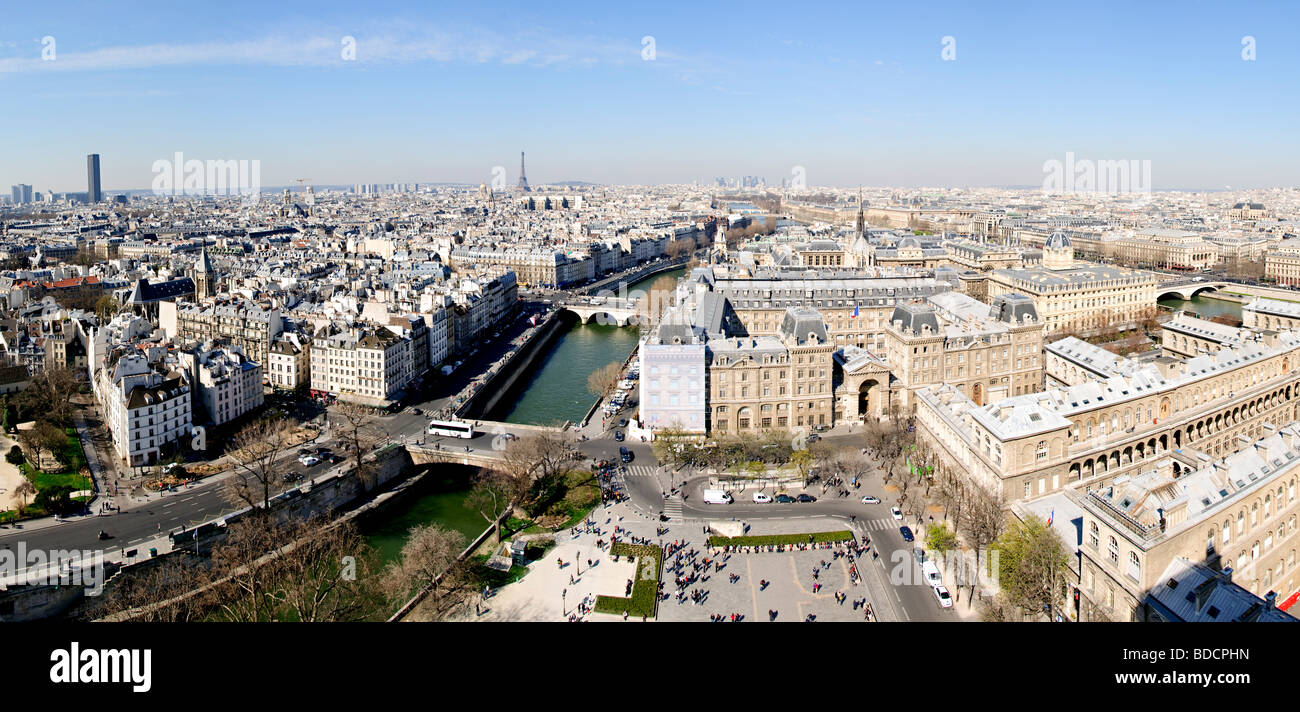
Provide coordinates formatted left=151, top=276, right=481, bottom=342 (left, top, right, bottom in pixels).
left=889, top=302, right=940, bottom=334
left=778, top=307, right=828, bottom=345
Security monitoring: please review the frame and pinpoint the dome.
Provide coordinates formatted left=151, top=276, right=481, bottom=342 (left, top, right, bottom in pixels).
left=1045, top=230, right=1071, bottom=249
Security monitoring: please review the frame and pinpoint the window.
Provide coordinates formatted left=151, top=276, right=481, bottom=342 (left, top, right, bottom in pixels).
left=1108, top=536, right=1119, bottom=565
left=1088, top=522, right=1099, bottom=550
left=1037, top=440, right=1048, bottom=461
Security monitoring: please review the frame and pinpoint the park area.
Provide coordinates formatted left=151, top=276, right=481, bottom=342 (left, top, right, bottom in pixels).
left=0, top=424, right=92, bottom=522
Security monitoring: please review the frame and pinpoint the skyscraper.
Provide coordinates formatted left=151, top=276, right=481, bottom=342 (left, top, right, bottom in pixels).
left=10, top=184, right=32, bottom=204
left=86, top=154, right=102, bottom=204
left=517, top=151, right=530, bottom=192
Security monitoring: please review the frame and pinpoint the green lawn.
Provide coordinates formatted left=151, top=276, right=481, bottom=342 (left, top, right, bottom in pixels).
left=594, top=542, right=662, bottom=618
left=706, top=530, right=855, bottom=547
left=20, top=428, right=91, bottom=492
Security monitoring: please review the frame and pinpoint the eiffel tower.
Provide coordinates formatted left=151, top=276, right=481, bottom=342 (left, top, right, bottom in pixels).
left=517, top=151, right=531, bottom=192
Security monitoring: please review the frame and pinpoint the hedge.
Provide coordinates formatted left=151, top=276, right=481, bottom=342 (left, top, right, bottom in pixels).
left=593, top=542, right=662, bottom=618
left=706, top=530, right=855, bottom=548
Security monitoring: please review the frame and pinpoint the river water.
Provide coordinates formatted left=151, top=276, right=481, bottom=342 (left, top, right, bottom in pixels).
left=501, top=267, right=686, bottom=426
left=1157, top=293, right=1242, bottom=320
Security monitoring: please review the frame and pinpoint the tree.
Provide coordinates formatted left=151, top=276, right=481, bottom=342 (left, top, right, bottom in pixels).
left=18, top=367, right=80, bottom=427
left=14, top=479, right=35, bottom=508
left=225, top=417, right=292, bottom=511
left=18, top=420, right=66, bottom=471
left=992, top=515, right=1071, bottom=620
left=94, top=295, right=120, bottom=322
left=790, top=449, right=814, bottom=485
left=382, top=523, right=468, bottom=619
left=6, top=445, right=24, bottom=466
left=925, top=523, right=958, bottom=556
left=586, top=361, right=624, bottom=400
left=333, top=402, right=381, bottom=492
left=962, top=485, right=1006, bottom=575
left=502, top=431, right=580, bottom=515
left=464, top=469, right=516, bottom=539
left=34, top=484, right=78, bottom=515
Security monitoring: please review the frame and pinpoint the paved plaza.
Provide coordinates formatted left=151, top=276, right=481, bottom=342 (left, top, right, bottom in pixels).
left=443, top=492, right=975, bottom=622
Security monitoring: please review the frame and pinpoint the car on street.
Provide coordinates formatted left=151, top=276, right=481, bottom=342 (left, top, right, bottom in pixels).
left=752, top=492, right=773, bottom=503
left=805, top=433, right=820, bottom=443
left=795, top=493, right=817, bottom=503
left=773, top=494, right=797, bottom=503
left=614, top=430, right=625, bottom=442
left=891, top=506, right=903, bottom=520
left=619, top=446, right=633, bottom=463
left=861, top=496, right=881, bottom=504
left=899, top=526, right=914, bottom=542
left=298, top=455, right=320, bottom=467
left=617, top=418, right=628, bottom=427
left=933, top=585, right=953, bottom=608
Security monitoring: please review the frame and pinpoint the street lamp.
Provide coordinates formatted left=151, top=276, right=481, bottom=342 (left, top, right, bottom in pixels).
left=562, top=588, right=567, bottom=615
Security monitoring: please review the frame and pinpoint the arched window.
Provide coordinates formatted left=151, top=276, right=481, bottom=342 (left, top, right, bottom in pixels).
left=1107, top=536, right=1119, bottom=565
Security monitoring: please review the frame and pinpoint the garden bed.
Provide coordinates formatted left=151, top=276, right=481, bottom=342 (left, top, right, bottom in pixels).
left=706, top=530, right=855, bottom=548
left=593, top=542, right=662, bottom=618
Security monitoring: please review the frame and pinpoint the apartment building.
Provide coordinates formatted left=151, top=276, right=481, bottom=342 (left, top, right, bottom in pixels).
left=1064, top=425, right=1300, bottom=621
left=161, top=298, right=284, bottom=373
left=183, top=345, right=264, bottom=426
left=267, top=332, right=311, bottom=391
left=916, top=327, right=1300, bottom=502
left=309, top=323, right=417, bottom=406
left=95, top=352, right=192, bottom=466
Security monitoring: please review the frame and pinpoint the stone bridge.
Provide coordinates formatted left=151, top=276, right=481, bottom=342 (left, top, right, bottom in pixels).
left=1156, top=279, right=1234, bottom=301
left=406, top=444, right=508, bottom=469
left=557, top=297, right=642, bottom=326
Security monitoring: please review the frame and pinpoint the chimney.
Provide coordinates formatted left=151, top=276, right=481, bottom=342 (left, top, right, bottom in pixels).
left=1265, top=591, right=1278, bottom=610
left=1221, top=566, right=1233, bottom=583
left=1157, top=507, right=1166, bottom=533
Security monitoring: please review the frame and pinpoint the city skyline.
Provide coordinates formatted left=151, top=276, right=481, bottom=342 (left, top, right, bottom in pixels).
left=2, top=1, right=1299, bottom=192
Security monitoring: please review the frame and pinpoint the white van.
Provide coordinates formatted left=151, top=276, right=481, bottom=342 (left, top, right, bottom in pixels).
left=922, top=560, right=942, bottom=587
left=703, top=489, right=733, bottom=505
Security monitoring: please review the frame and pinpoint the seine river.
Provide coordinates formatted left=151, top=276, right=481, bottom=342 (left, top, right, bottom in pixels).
left=1157, top=293, right=1242, bottom=320
left=500, top=267, right=686, bottom=426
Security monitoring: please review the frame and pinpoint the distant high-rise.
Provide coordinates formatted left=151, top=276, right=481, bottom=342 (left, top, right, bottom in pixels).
left=10, top=184, right=33, bottom=204
left=517, top=151, right=530, bottom=192
left=86, top=154, right=102, bottom=204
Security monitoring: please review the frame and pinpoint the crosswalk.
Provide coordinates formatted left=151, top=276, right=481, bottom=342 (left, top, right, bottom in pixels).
left=859, top=517, right=898, bottom=532
left=625, top=465, right=660, bottom=478
left=662, top=495, right=684, bottom=522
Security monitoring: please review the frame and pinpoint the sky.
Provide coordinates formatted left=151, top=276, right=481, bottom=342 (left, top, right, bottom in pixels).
left=1, top=0, right=1298, bottom=193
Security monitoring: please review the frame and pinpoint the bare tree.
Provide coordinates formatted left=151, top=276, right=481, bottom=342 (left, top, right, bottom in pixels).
left=14, top=479, right=36, bottom=508
left=18, top=420, right=65, bottom=471
left=382, top=523, right=469, bottom=620
left=962, top=485, right=1007, bottom=578
left=502, top=431, right=580, bottom=515
left=333, top=402, right=382, bottom=492
left=464, top=469, right=517, bottom=539
left=586, top=361, right=624, bottom=400
left=273, top=517, right=381, bottom=622
left=225, top=417, right=292, bottom=511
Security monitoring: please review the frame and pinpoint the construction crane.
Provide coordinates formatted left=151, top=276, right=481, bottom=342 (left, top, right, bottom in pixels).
left=294, top=178, right=311, bottom=192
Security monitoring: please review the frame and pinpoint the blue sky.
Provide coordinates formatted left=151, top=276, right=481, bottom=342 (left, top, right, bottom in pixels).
left=2, top=0, right=1297, bottom=192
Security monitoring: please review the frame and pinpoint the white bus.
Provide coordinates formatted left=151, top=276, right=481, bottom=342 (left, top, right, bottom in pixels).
left=428, top=420, right=475, bottom=438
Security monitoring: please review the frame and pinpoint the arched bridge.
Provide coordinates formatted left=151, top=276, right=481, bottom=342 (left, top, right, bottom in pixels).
left=1157, top=279, right=1234, bottom=301
left=557, top=297, right=642, bottom=326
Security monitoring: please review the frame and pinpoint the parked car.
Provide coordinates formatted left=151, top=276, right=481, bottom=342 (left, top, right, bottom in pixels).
left=752, top=492, right=773, bottom=504
left=773, top=494, right=797, bottom=503
left=933, top=585, right=953, bottom=608
left=861, top=496, right=881, bottom=504
left=795, top=493, right=817, bottom=503
left=891, top=506, right=903, bottom=520
left=899, top=526, right=914, bottom=542
left=298, top=455, right=320, bottom=467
